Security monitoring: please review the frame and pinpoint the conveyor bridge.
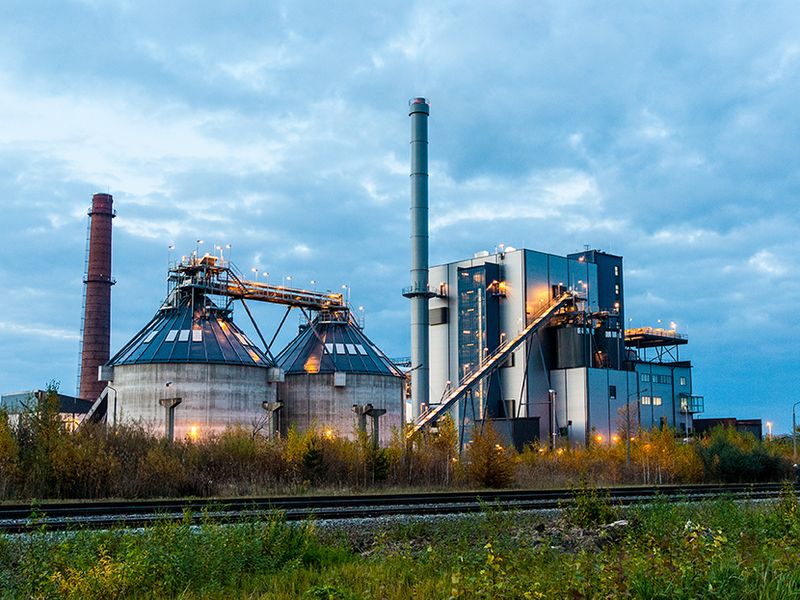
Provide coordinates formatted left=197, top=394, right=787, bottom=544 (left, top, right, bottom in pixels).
left=407, top=291, right=576, bottom=440
left=170, top=255, right=347, bottom=312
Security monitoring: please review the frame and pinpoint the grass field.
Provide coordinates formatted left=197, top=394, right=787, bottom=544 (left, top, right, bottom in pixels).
left=2, top=485, right=800, bottom=599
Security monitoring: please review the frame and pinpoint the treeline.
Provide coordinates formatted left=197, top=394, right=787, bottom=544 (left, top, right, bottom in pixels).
left=0, top=389, right=793, bottom=500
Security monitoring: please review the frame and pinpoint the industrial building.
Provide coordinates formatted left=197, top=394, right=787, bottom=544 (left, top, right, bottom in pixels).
left=0, top=390, right=91, bottom=429
left=403, top=97, right=705, bottom=449
left=693, top=418, right=763, bottom=440
left=423, top=247, right=704, bottom=449
left=89, top=253, right=403, bottom=443
left=2, top=96, right=715, bottom=450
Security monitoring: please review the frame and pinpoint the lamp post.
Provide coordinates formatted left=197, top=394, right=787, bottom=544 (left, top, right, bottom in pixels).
left=793, top=401, right=800, bottom=461
left=625, top=386, right=647, bottom=467
left=341, top=284, right=350, bottom=305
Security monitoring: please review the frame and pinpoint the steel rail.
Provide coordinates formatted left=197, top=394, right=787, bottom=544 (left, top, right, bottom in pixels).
left=0, top=483, right=794, bottom=534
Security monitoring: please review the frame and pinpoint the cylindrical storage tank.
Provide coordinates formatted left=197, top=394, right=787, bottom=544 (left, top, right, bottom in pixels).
left=275, top=315, right=404, bottom=444
left=105, top=295, right=276, bottom=440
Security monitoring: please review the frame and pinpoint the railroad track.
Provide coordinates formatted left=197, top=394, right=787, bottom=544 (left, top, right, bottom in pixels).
left=0, top=483, right=794, bottom=533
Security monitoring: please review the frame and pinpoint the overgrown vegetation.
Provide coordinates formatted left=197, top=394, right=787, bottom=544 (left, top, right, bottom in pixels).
left=0, top=385, right=793, bottom=501
left=2, top=489, right=800, bottom=598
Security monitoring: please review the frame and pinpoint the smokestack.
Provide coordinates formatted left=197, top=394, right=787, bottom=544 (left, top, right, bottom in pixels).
left=79, top=193, right=115, bottom=401
left=407, top=98, right=431, bottom=420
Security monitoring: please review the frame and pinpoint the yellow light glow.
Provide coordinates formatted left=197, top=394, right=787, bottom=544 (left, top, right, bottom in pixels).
left=324, top=428, right=334, bottom=440
left=595, top=434, right=604, bottom=443
left=538, top=447, right=546, bottom=453
left=304, top=354, right=320, bottom=373
left=188, top=425, right=200, bottom=442
left=611, top=435, right=620, bottom=443
left=556, top=448, right=564, bottom=455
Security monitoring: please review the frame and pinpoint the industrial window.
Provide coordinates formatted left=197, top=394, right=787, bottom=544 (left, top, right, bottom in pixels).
left=165, top=330, right=178, bottom=342
left=615, top=284, right=620, bottom=295
left=192, top=329, right=202, bottom=342
left=346, top=344, right=357, bottom=355
left=335, top=343, right=346, bottom=354
left=178, top=330, right=190, bottom=342
left=614, top=265, right=620, bottom=276
left=609, top=385, right=617, bottom=399
left=652, top=374, right=672, bottom=384
left=653, top=396, right=663, bottom=406
left=680, top=376, right=687, bottom=386
left=324, top=343, right=334, bottom=354
left=356, top=344, right=368, bottom=355
left=641, top=395, right=652, bottom=405
left=640, top=373, right=650, bottom=382
left=143, top=331, right=158, bottom=343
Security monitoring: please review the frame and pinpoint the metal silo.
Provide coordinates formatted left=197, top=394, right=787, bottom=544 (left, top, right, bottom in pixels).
left=276, top=312, right=404, bottom=444
left=104, top=288, right=279, bottom=440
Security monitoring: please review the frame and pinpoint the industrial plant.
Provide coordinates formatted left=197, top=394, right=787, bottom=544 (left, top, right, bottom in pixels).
left=2, top=97, right=716, bottom=449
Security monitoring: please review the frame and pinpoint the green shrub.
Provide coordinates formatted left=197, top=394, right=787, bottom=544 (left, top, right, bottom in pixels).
left=698, top=426, right=792, bottom=482
left=462, top=423, right=516, bottom=489
left=563, top=481, right=619, bottom=528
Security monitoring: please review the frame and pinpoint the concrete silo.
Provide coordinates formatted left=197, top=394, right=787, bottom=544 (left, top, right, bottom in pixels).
left=104, top=288, right=279, bottom=440
left=276, top=313, right=404, bottom=444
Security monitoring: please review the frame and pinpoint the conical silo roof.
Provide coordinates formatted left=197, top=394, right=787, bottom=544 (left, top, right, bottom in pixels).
left=276, top=315, right=402, bottom=377
left=108, top=295, right=269, bottom=368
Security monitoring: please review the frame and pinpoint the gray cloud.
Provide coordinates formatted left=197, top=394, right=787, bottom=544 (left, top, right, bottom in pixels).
left=1, top=1, right=798, bottom=430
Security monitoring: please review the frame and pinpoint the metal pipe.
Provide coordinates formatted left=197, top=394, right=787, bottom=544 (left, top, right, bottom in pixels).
left=407, top=97, right=430, bottom=421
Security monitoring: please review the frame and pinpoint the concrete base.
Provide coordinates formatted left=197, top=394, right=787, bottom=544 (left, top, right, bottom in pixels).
left=109, top=363, right=277, bottom=440
left=278, top=373, right=404, bottom=444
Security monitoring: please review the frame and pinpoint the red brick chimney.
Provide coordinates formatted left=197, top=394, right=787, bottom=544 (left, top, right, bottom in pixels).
left=79, top=193, right=115, bottom=401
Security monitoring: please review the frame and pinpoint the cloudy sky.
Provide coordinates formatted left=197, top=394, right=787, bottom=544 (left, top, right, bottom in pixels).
left=1, top=1, right=797, bottom=431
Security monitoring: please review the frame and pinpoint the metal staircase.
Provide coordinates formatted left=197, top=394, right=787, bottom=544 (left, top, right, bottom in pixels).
left=406, top=291, right=576, bottom=439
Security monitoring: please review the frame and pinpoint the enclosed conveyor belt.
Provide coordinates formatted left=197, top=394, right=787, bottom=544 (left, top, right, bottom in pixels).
left=80, top=386, right=109, bottom=427
left=406, top=292, right=576, bottom=440
left=169, top=257, right=347, bottom=312
left=223, top=278, right=346, bottom=312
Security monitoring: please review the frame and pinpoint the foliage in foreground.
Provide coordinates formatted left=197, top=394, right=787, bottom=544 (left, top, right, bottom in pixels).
left=2, top=486, right=800, bottom=599
left=0, top=385, right=793, bottom=500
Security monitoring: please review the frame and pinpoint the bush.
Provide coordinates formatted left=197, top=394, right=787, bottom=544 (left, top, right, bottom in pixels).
left=0, top=386, right=794, bottom=501
left=563, top=483, right=619, bottom=528
left=462, top=423, right=516, bottom=489
left=697, top=426, right=792, bottom=482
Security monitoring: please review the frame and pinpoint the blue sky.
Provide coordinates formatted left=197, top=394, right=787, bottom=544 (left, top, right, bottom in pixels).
left=1, top=1, right=798, bottom=431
